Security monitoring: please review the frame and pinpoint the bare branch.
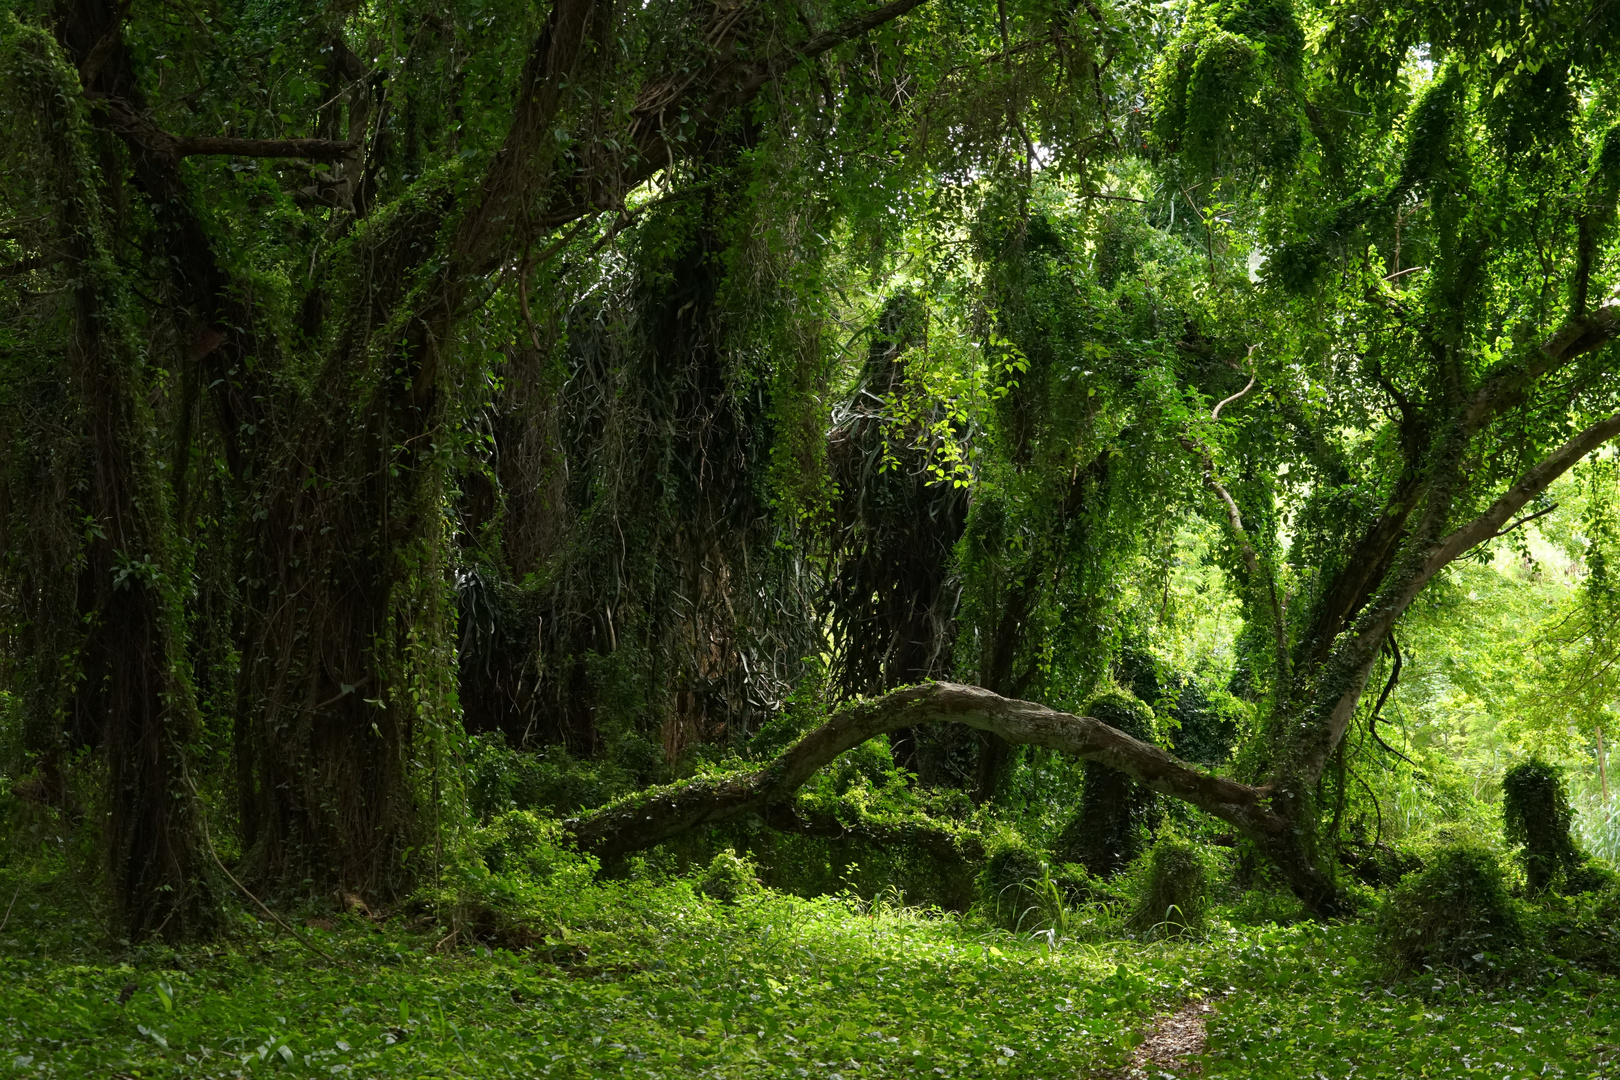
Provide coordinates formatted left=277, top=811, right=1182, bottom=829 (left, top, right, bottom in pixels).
left=1486, top=502, right=1559, bottom=541
left=1210, top=372, right=1256, bottom=421
left=93, top=95, right=356, bottom=162
left=1368, top=634, right=1418, bottom=769
left=77, top=0, right=132, bottom=86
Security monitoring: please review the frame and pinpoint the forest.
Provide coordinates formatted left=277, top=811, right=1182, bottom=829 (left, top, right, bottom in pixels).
left=2, top=0, right=1620, bottom=1073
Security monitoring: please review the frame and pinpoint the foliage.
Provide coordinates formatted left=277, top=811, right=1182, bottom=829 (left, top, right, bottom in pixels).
left=696, top=848, right=762, bottom=905
left=1375, top=842, right=1523, bottom=975
left=1127, top=836, right=1210, bottom=938
left=466, top=736, right=638, bottom=821
left=0, top=863, right=1200, bottom=1079
left=1203, top=921, right=1620, bottom=1077
left=979, top=834, right=1048, bottom=931
left=1502, top=760, right=1582, bottom=894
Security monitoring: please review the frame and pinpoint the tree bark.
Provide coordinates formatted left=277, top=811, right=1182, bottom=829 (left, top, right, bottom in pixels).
left=227, top=0, right=938, bottom=896
left=11, top=19, right=209, bottom=938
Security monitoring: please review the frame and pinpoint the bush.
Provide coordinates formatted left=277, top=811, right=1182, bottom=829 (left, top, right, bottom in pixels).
left=474, top=810, right=584, bottom=880
left=1537, top=880, right=1620, bottom=973
left=466, top=735, right=637, bottom=821
left=1055, top=689, right=1159, bottom=877
left=1126, top=836, right=1207, bottom=937
left=978, top=835, right=1046, bottom=928
left=697, top=848, right=761, bottom=904
left=1376, top=842, right=1522, bottom=974
left=1502, top=760, right=1582, bottom=894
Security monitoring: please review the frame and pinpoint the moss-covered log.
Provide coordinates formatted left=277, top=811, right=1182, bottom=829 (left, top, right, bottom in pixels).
left=564, top=681, right=1345, bottom=906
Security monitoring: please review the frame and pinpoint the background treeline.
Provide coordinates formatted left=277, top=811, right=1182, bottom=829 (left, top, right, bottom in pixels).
left=1, top=0, right=1619, bottom=942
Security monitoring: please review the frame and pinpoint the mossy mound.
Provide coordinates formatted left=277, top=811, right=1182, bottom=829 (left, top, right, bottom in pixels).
left=1127, top=837, right=1207, bottom=937
left=979, top=836, right=1047, bottom=930
left=698, top=848, right=762, bottom=904
left=1376, top=842, right=1522, bottom=974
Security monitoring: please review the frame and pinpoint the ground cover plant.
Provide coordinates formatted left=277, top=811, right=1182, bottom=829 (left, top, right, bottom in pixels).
left=5, top=0, right=1620, bottom=1073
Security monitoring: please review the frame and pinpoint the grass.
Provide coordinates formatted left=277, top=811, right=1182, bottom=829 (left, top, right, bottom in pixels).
left=0, top=865, right=1616, bottom=1079
left=1202, top=922, right=1620, bottom=1078
left=0, top=865, right=1192, bottom=1079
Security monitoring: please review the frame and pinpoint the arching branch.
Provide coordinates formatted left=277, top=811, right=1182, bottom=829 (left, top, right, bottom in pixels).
left=567, top=682, right=1282, bottom=858
left=1309, top=408, right=1620, bottom=779
left=565, top=682, right=1355, bottom=910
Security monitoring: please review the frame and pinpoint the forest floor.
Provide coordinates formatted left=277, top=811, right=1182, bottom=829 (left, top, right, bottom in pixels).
left=0, top=866, right=1616, bottom=1079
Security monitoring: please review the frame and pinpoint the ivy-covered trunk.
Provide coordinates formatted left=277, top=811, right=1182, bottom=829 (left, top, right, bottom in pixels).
left=4, top=20, right=209, bottom=938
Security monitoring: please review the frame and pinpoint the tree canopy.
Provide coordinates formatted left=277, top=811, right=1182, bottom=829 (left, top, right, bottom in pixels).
left=1, top=0, right=1619, bottom=946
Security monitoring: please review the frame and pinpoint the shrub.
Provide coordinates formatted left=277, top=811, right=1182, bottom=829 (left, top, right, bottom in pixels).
left=1126, top=836, right=1207, bottom=937
left=697, top=848, right=761, bottom=904
left=466, top=735, right=638, bottom=820
left=979, top=835, right=1047, bottom=930
left=1538, top=880, right=1620, bottom=973
left=1376, top=842, right=1522, bottom=974
left=1339, top=835, right=1425, bottom=890
left=475, top=810, right=583, bottom=880
left=1055, top=689, right=1159, bottom=877
left=1566, top=858, right=1620, bottom=896
left=1502, top=760, right=1582, bottom=894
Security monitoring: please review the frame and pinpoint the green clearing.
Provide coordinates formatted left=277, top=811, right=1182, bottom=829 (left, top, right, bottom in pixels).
left=2, top=859, right=1617, bottom=1079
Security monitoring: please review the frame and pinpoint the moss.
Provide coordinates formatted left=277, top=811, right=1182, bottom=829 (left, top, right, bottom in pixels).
left=1376, top=842, right=1522, bottom=974
left=697, top=848, right=762, bottom=904
left=1127, top=836, right=1208, bottom=937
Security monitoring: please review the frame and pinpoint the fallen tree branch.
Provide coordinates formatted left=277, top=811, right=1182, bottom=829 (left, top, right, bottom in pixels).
left=565, top=682, right=1283, bottom=861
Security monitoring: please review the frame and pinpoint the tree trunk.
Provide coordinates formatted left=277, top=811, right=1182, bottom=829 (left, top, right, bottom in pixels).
left=10, top=20, right=209, bottom=938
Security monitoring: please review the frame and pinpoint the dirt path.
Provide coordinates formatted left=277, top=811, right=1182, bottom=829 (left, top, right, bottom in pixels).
left=1119, top=998, right=1215, bottom=1078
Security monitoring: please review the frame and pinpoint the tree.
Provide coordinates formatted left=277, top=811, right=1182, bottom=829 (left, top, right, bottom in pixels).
left=572, top=0, right=1620, bottom=911
left=8, top=0, right=1620, bottom=934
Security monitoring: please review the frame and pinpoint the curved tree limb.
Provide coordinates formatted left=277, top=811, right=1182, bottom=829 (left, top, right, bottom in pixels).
left=565, top=682, right=1351, bottom=910
left=1307, top=408, right=1620, bottom=781
left=567, top=682, right=1284, bottom=859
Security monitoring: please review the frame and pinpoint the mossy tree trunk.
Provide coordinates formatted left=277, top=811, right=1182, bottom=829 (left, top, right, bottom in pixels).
left=4, top=19, right=211, bottom=938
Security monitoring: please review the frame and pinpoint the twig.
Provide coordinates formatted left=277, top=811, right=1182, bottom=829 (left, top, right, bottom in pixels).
left=1486, top=502, right=1558, bottom=540
left=0, top=881, right=20, bottom=935
left=198, top=817, right=351, bottom=968
left=1382, top=265, right=1426, bottom=281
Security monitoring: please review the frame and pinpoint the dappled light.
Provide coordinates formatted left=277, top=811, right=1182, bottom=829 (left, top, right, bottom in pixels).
left=3, top=0, right=1620, bottom=1074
